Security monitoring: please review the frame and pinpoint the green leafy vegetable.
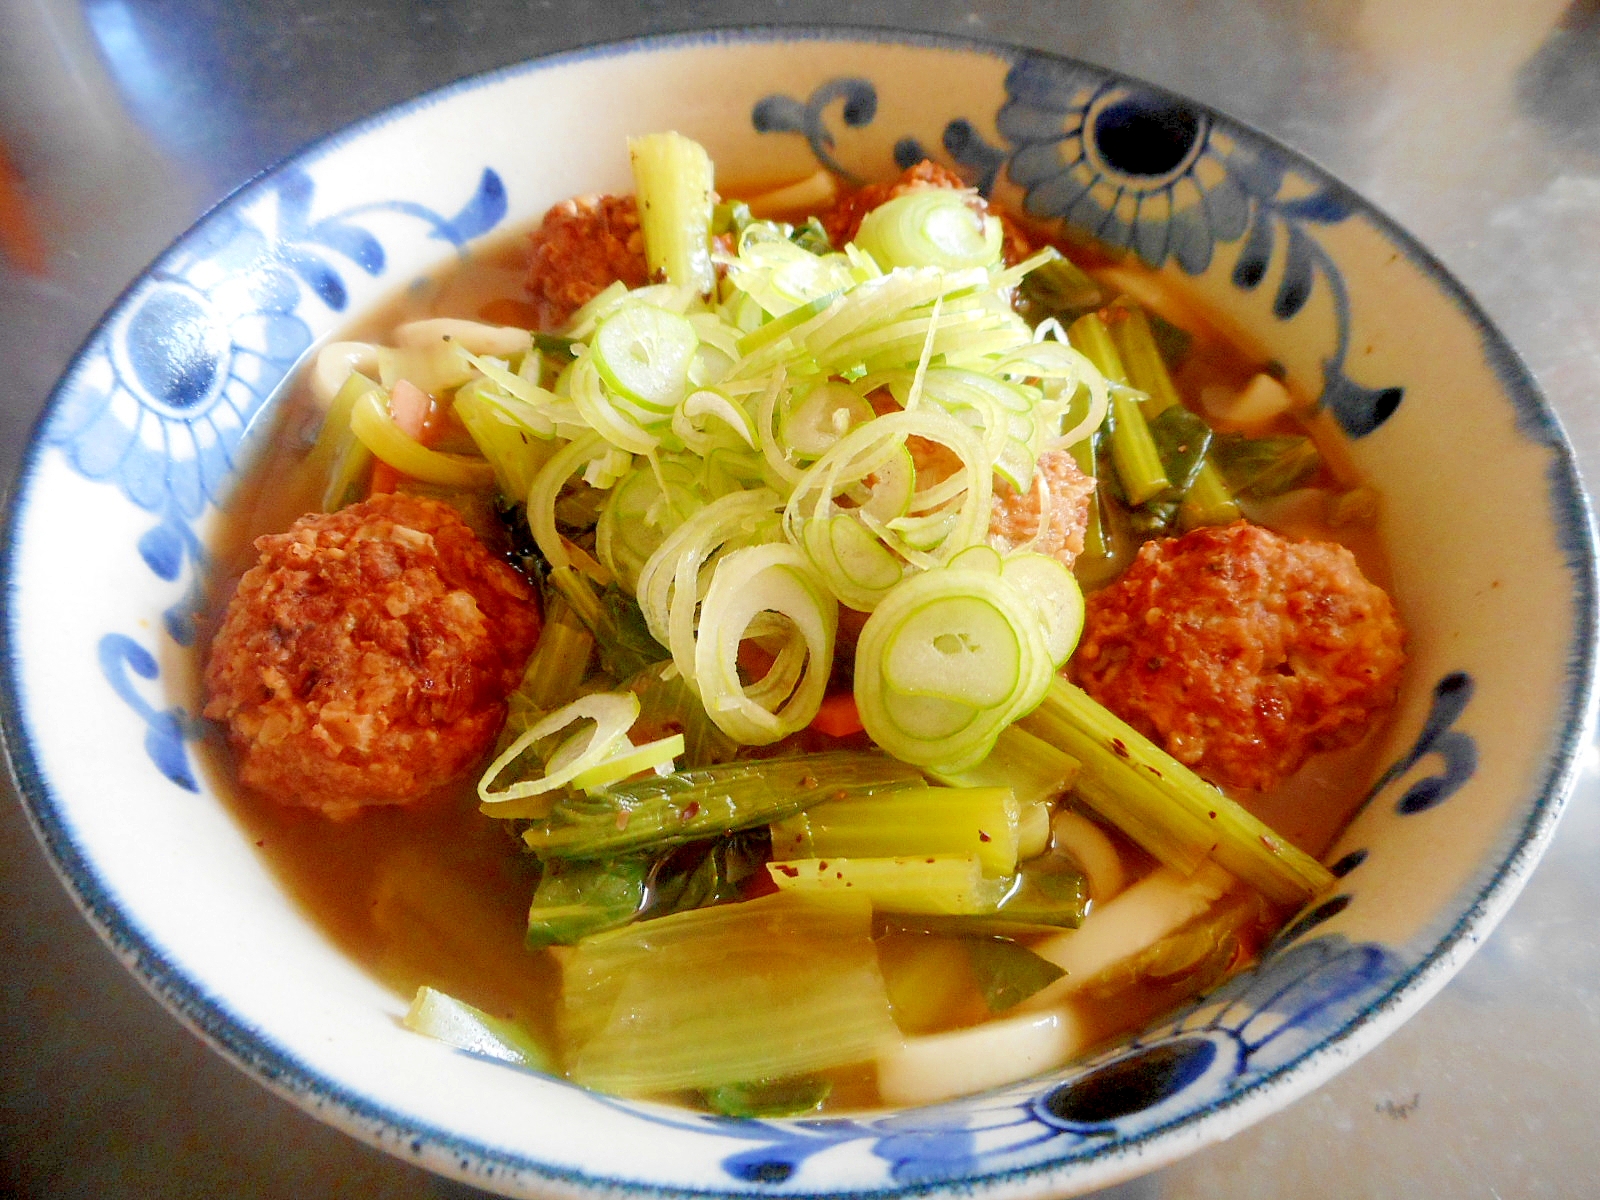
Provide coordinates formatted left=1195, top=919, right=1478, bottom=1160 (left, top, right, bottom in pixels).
left=968, top=938, right=1068, bottom=1012
left=593, top=585, right=672, bottom=680
left=525, top=856, right=650, bottom=946
left=1019, top=679, right=1334, bottom=906
left=1015, top=256, right=1105, bottom=324
left=703, top=1076, right=833, bottom=1118
left=561, top=891, right=897, bottom=1095
left=1211, top=432, right=1322, bottom=498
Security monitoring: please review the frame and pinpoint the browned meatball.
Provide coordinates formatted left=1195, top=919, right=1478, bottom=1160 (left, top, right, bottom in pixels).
left=1073, top=522, right=1404, bottom=792
left=204, top=493, right=543, bottom=817
left=525, top=193, right=648, bottom=330
left=902, top=430, right=1095, bottom=570
left=988, top=448, right=1096, bottom=566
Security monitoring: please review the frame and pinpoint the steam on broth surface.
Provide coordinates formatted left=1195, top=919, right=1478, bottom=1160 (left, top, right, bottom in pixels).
left=202, top=138, right=1403, bottom=1115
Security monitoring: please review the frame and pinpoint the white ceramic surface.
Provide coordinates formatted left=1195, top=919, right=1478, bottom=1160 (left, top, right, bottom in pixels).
left=2, top=28, right=1594, bottom=1200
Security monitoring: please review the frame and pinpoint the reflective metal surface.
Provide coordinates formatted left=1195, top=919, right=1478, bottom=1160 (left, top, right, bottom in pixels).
left=3, top=2, right=1597, bottom=1195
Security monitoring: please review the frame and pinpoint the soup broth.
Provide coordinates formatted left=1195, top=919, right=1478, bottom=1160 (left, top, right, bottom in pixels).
left=201, top=162, right=1400, bottom=1113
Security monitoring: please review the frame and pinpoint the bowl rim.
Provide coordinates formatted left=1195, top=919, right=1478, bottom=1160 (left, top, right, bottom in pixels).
left=3, top=21, right=1597, bottom=1199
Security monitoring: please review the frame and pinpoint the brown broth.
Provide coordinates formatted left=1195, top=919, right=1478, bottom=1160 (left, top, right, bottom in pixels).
left=200, top=200, right=1398, bottom=1111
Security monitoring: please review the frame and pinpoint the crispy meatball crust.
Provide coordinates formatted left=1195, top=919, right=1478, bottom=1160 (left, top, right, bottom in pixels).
left=1074, top=522, right=1404, bottom=792
left=204, top=493, right=542, bottom=817
left=525, top=193, right=648, bottom=330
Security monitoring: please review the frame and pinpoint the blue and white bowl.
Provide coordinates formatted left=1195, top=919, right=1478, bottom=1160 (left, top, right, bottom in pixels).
left=4, top=28, right=1594, bottom=1199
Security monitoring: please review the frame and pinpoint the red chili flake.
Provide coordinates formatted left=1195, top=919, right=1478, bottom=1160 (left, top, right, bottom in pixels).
left=1110, top=738, right=1129, bottom=758
left=833, top=790, right=849, bottom=801
left=681, top=801, right=701, bottom=821
left=978, top=831, right=991, bottom=843
left=1208, top=811, right=1218, bottom=820
left=799, top=775, right=819, bottom=789
left=818, top=860, right=829, bottom=871
left=835, top=871, right=844, bottom=879
left=926, top=857, right=936, bottom=864
left=774, top=863, right=800, bottom=878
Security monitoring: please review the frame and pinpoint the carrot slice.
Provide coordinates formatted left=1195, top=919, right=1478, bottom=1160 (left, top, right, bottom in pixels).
left=810, top=691, right=865, bottom=738
left=370, top=379, right=436, bottom=495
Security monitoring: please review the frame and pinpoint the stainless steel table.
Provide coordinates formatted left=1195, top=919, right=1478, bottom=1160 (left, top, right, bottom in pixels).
left=3, top=2, right=1597, bottom=1196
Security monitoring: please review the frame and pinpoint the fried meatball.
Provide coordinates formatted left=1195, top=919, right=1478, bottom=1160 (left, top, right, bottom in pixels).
left=1074, top=522, right=1404, bottom=792
left=988, top=448, right=1096, bottom=566
left=525, top=193, right=648, bottom=330
left=902, top=428, right=1095, bottom=570
left=823, top=159, right=1034, bottom=263
left=204, top=493, right=542, bottom=817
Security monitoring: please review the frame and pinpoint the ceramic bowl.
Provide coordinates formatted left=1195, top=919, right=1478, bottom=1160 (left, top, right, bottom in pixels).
left=4, top=27, right=1595, bottom=1200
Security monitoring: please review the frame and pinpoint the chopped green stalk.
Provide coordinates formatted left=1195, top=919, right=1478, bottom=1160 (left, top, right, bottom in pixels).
left=508, top=594, right=595, bottom=725
left=769, top=785, right=1020, bottom=876
left=1066, top=310, right=1128, bottom=385
left=969, top=938, right=1067, bottom=1012
left=1105, top=300, right=1177, bottom=415
left=767, top=854, right=1009, bottom=915
left=1180, top=464, right=1245, bottom=529
left=1069, top=313, right=1168, bottom=506
left=629, top=131, right=716, bottom=295
left=404, top=987, right=553, bottom=1072
left=1069, top=434, right=1113, bottom=564
left=518, top=752, right=926, bottom=859
left=561, top=891, right=896, bottom=1095
left=703, top=1076, right=832, bottom=1118
left=525, top=856, right=649, bottom=946
left=891, top=852, right=1088, bottom=936
left=934, top=723, right=1081, bottom=809
left=1019, top=679, right=1334, bottom=906
left=1107, top=301, right=1241, bottom=528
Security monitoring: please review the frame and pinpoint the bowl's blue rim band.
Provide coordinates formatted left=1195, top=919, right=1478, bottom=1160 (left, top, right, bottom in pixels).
left=3, top=22, right=1596, bottom=1199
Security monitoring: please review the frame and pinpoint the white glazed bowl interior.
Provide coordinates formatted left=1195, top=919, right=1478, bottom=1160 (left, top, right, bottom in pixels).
left=4, top=28, right=1595, bottom=1200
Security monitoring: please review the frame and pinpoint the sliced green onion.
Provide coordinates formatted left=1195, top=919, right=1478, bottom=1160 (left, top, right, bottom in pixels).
left=855, top=566, right=1052, bottom=772
left=854, top=189, right=1004, bottom=272
left=694, top=543, right=837, bottom=743
left=348, top=391, right=496, bottom=489
left=591, top=304, right=699, bottom=412
left=478, top=691, right=641, bottom=816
